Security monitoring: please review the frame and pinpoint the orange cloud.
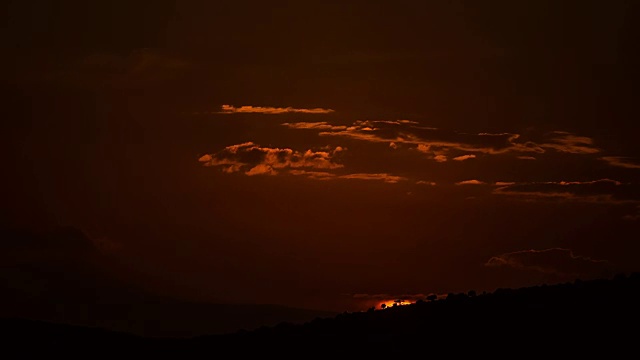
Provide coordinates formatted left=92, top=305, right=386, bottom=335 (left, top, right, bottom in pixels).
left=338, top=173, right=407, bottom=183
left=453, top=154, right=476, bottom=161
left=219, top=105, right=335, bottom=114
left=286, top=120, right=599, bottom=160
left=455, top=180, right=486, bottom=185
left=201, top=143, right=407, bottom=184
left=517, top=156, right=537, bottom=160
left=199, top=143, right=344, bottom=175
left=600, top=156, right=640, bottom=169
left=416, top=144, right=430, bottom=153
left=289, top=170, right=407, bottom=183
left=282, top=122, right=347, bottom=130
left=541, top=131, right=600, bottom=154
left=245, top=164, right=277, bottom=176
left=434, top=155, right=448, bottom=162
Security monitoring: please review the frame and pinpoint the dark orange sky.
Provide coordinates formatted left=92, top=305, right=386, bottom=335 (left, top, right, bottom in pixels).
left=3, top=0, right=640, bottom=312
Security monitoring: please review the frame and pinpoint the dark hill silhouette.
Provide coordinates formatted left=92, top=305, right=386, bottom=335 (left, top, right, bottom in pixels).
left=0, top=227, right=336, bottom=337
left=3, top=273, right=640, bottom=356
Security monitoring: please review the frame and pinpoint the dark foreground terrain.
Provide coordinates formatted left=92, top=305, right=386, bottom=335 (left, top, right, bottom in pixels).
left=3, top=273, right=640, bottom=355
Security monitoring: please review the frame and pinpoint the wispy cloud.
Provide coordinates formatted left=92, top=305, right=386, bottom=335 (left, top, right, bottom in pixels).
left=283, top=120, right=600, bottom=161
left=290, top=170, right=407, bottom=184
left=542, top=131, right=600, bottom=154
left=338, top=173, right=407, bottom=183
left=492, top=179, right=639, bottom=204
left=453, top=154, right=476, bottom=161
left=624, top=206, right=640, bottom=221
left=485, top=248, right=611, bottom=278
left=495, top=181, right=516, bottom=186
left=416, top=180, right=437, bottom=186
left=282, top=122, right=346, bottom=130
left=219, top=105, right=335, bottom=114
left=600, top=156, right=640, bottom=169
left=456, top=180, right=486, bottom=185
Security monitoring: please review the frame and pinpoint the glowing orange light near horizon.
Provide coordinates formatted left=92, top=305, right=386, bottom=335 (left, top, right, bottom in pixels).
left=377, top=299, right=413, bottom=309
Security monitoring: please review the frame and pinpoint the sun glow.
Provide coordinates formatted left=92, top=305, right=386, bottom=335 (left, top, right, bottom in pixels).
left=377, top=299, right=413, bottom=309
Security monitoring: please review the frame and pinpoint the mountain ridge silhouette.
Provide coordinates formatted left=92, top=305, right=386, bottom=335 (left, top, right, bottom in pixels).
left=3, top=273, right=639, bottom=356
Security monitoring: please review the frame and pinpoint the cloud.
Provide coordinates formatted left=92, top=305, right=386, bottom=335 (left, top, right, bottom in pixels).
left=492, top=179, right=639, bottom=204
left=541, top=131, right=600, bottom=154
left=199, top=142, right=345, bottom=175
left=338, top=173, right=407, bottom=183
left=219, top=105, right=335, bottom=114
left=246, top=164, right=278, bottom=176
left=495, top=181, right=516, bottom=186
left=389, top=142, right=398, bottom=149
left=417, top=144, right=430, bottom=153
left=282, top=122, right=347, bottom=130
left=290, top=170, right=407, bottom=184
left=284, top=120, right=599, bottom=161
left=456, top=180, right=486, bottom=185
left=453, top=154, right=476, bottom=161
left=201, top=143, right=406, bottom=184
left=416, top=180, right=437, bottom=186
left=623, top=206, right=640, bottom=221
left=485, top=248, right=611, bottom=279
left=288, top=170, right=336, bottom=179
left=600, top=156, right=640, bottom=169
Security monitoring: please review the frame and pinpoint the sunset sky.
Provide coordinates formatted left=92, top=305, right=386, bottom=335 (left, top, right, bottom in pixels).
left=3, top=0, right=640, bottom=312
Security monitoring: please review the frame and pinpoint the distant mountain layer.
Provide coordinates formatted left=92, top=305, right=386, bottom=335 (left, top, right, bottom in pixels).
left=4, top=273, right=640, bottom=355
left=1, top=295, right=337, bottom=338
left=0, top=227, right=337, bottom=337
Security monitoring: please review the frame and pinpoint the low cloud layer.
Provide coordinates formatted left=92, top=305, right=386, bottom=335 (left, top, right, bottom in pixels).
left=600, top=156, right=640, bottom=169
left=492, top=179, right=639, bottom=204
left=485, top=248, right=611, bottom=279
left=219, top=105, right=335, bottom=114
left=199, top=142, right=406, bottom=183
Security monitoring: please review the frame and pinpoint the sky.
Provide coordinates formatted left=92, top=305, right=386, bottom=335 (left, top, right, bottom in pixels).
left=2, top=0, right=640, bottom=312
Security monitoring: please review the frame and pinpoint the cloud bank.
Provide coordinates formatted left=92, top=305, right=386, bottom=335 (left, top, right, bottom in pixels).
left=282, top=120, right=601, bottom=161
left=199, top=143, right=406, bottom=183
